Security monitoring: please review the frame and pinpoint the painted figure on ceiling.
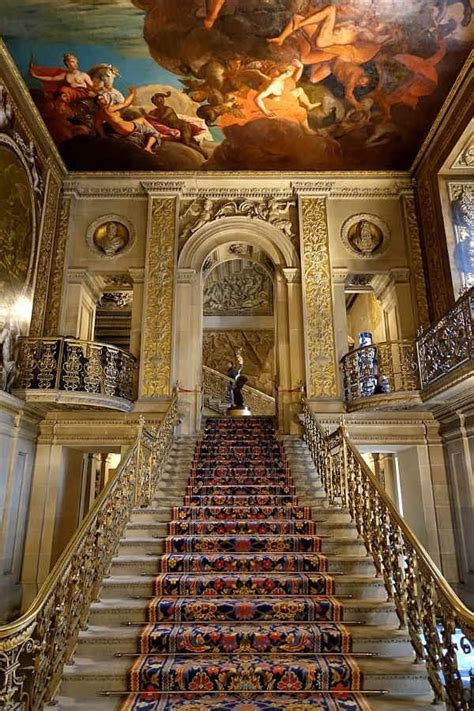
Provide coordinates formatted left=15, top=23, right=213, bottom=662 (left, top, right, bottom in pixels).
left=94, top=87, right=162, bottom=153
left=29, top=54, right=96, bottom=103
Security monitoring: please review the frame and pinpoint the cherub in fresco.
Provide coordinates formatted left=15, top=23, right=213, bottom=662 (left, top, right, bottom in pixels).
left=29, top=54, right=96, bottom=103
left=94, top=87, right=161, bottom=153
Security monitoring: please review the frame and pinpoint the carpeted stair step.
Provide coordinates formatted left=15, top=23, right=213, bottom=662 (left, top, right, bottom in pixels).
left=184, top=494, right=297, bottom=505
left=152, top=571, right=335, bottom=596
left=186, top=484, right=295, bottom=496
left=147, top=595, right=343, bottom=622
left=128, top=653, right=364, bottom=693
left=100, top=572, right=387, bottom=601
left=172, top=505, right=312, bottom=520
left=163, top=534, right=322, bottom=553
left=138, top=621, right=352, bottom=654
left=120, top=692, right=372, bottom=711
left=77, top=622, right=413, bottom=659
left=159, top=552, right=328, bottom=573
left=167, top=519, right=318, bottom=535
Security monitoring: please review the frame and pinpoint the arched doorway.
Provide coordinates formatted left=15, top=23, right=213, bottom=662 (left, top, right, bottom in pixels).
left=175, top=217, right=304, bottom=432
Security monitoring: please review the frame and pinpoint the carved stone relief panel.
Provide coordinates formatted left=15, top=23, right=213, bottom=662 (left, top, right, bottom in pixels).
left=204, top=261, right=273, bottom=316
left=203, top=330, right=274, bottom=396
left=179, top=196, right=298, bottom=253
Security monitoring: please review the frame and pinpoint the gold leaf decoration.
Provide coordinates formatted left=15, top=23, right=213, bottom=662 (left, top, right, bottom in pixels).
left=141, top=197, right=176, bottom=398
left=44, top=195, right=71, bottom=335
left=301, top=197, right=337, bottom=399
left=29, top=174, right=61, bottom=337
left=402, top=195, right=430, bottom=329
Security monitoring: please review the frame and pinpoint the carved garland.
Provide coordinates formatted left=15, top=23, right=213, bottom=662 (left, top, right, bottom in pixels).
left=141, top=197, right=176, bottom=398
left=301, top=197, right=337, bottom=399
left=402, top=195, right=430, bottom=329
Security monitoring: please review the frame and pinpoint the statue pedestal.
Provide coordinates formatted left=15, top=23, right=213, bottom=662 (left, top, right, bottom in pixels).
left=227, top=406, right=252, bottom=417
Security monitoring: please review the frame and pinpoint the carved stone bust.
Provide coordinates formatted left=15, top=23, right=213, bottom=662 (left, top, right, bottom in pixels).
left=341, top=214, right=389, bottom=258
left=86, top=214, right=135, bottom=258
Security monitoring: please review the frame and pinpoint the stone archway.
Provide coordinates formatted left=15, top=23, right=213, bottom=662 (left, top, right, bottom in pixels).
left=175, top=217, right=305, bottom=432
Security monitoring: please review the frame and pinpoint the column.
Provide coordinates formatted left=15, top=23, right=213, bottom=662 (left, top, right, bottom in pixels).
left=175, top=269, right=202, bottom=434
left=282, top=268, right=305, bottom=433
left=332, top=268, right=349, bottom=398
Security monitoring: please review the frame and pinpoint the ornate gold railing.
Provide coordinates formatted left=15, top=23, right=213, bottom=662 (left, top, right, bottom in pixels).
left=417, top=287, right=473, bottom=391
left=301, top=400, right=474, bottom=710
left=16, top=337, right=137, bottom=402
left=202, top=365, right=275, bottom=416
left=0, top=393, right=178, bottom=710
left=340, top=339, right=419, bottom=405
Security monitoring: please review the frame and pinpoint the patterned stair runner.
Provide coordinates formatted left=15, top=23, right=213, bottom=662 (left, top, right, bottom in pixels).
left=122, top=417, right=371, bottom=711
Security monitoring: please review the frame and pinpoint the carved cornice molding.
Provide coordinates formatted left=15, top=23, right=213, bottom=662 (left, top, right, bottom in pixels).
left=141, top=180, right=187, bottom=195
left=62, top=181, right=147, bottom=199
left=292, top=180, right=412, bottom=198
left=183, top=186, right=295, bottom=199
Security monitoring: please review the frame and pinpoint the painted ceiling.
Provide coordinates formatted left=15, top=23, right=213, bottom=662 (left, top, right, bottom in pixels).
left=2, top=0, right=473, bottom=172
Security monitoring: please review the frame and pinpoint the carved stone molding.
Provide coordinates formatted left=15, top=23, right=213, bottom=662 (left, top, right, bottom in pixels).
left=301, top=197, right=337, bottom=399
left=401, top=195, right=430, bottom=328
left=177, top=269, right=197, bottom=284
left=62, top=182, right=146, bottom=199
left=179, top=196, right=297, bottom=252
left=141, top=180, right=186, bottom=194
left=282, top=268, right=301, bottom=284
left=141, top=197, right=176, bottom=399
left=182, top=187, right=294, bottom=199
left=389, top=268, right=411, bottom=284
left=128, top=268, right=145, bottom=284
left=44, top=195, right=71, bottom=335
left=332, top=268, right=349, bottom=286
left=292, top=180, right=411, bottom=198
left=29, top=174, right=61, bottom=337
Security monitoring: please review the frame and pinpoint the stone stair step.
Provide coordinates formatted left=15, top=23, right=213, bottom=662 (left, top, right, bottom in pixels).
left=49, top=693, right=442, bottom=711
left=99, top=572, right=387, bottom=601
left=76, top=621, right=413, bottom=658
left=60, top=655, right=430, bottom=696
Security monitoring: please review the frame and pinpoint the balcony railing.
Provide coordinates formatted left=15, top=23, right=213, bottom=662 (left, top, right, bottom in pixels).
left=15, top=337, right=137, bottom=410
left=417, top=287, right=473, bottom=393
left=202, top=365, right=275, bottom=416
left=301, top=401, right=474, bottom=710
left=0, top=392, right=178, bottom=710
left=340, top=340, right=420, bottom=409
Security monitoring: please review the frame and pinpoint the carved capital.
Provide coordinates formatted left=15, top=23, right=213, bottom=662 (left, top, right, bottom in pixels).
left=177, top=269, right=197, bottom=284
left=332, top=267, right=349, bottom=286
left=282, top=268, right=301, bottom=284
left=128, top=268, right=145, bottom=284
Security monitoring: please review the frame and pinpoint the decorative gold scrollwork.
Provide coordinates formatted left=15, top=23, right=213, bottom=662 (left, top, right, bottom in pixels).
left=0, top=393, right=178, bottom=709
left=301, top=399, right=474, bottom=710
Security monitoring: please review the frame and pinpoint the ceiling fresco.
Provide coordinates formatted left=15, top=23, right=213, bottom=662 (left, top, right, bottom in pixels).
left=2, top=0, right=473, bottom=171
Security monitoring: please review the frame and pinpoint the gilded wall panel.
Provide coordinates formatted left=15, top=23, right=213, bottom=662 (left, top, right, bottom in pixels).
left=141, top=197, right=176, bottom=399
left=301, top=197, right=337, bottom=399
left=29, top=174, right=61, bottom=336
left=43, top=195, right=70, bottom=336
left=402, top=195, right=430, bottom=329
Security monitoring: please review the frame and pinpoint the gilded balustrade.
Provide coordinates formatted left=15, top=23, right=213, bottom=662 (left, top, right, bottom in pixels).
left=0, top=393, right=178, bottom=710
left=16, top=337, right=137, bottom=401
left=301, top=400, right=474, bottom=710
left=417, top=287, right=473, bottom=390
left=340, top=339, right=419, bottom=405
left=202, top=365, right=275, bottom=416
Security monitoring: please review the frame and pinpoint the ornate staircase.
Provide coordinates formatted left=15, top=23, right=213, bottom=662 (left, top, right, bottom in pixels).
left=50, top=417, right=441, bottom=710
